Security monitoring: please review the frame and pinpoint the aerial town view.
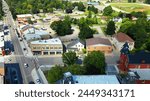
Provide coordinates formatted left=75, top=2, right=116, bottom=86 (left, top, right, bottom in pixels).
left=0, top=0, right=150, bottom=84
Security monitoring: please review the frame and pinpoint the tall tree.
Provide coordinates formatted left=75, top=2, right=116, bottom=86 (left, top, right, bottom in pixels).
left=62, top=51, right=78, bottom=66
left=78, top=23, right=94, bottom=40
left=103, top=6, right=113, bottom=16
left=106, top=20, right=116, bottom=35
left=83, top=51, right=105, bottom=75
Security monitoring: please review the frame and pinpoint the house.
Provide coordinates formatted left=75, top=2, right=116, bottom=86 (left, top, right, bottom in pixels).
left=66, top=39, right=85, bottom=53
left=119, top=50, right=150, bottom=84
left=112, top=32, right=134, bottom=51
left=16, top=14, right=32, bottom=24
left=30, top=38, right=63, bottom=55
left=60, top=72, right=120, bottom=84
left=86, top=37, right=112, bottom=54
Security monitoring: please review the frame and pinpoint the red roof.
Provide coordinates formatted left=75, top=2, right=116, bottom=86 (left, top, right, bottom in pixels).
left=86, top=38, right=112, bottom=46
left=113, top=32, right=134, bottom=42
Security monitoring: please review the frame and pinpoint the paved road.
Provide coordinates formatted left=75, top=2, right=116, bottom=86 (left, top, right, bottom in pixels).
left=2, top=0, right=36, bottom=84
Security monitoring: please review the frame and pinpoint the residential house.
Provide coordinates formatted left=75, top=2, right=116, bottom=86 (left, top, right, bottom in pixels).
left=112, top=32, right=134, bottom=51
left=66, top=39, right=85, bottom=53
left=86, top=37, right=112, bottom=54
left=59, top=72, right=120, bottom=84
left=30, top=38, right=63, bottom=55
left=119, top=51, right=150, bottom=84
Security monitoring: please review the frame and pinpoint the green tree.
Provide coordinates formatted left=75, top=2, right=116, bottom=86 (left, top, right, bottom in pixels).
left=50, top=20, right=73, bottom=36
left=106, top=20, right=116, bottom=35
left=62, top=51, right=78, bottom=66
left=77, top=2, right=86, bottom=11
left=78, top=24, right=94, bottom=40
left=119, top=20, right=133, bottom=34
left=88, top=5, right=98, bottom=14
left=83, top=51, right=105, bottom=75
left=135, top=28, right=147, bottom=48
left=47, top=66, right=63, bottom=83
left=145, top=0, right=150, bottom=4
left=64, top=64, right=86, bottom=75
left=103, top=6, right=113, bottom=16
left=145, top=39, right=150, bottom=51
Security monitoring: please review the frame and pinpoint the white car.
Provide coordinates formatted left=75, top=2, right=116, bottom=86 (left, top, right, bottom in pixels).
left=24, top=63, right=29, bottom=68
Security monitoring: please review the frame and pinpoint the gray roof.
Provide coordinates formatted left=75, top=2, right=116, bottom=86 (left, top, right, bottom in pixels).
left=67, top=39, right=85, bottom=49
left=130, top=69, right=150, bottom=80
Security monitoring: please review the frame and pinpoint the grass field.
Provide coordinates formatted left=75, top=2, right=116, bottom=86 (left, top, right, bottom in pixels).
left=110, top=3, right=150, bottom=14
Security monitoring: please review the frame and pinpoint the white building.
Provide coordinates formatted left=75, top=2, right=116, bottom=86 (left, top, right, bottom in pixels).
left=112, top=32, right=134, bottom=51
left=67, top=39, right=85, bottom=53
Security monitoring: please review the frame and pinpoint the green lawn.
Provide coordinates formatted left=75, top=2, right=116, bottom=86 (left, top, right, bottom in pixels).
left=110, top=3, right=150, bottom=14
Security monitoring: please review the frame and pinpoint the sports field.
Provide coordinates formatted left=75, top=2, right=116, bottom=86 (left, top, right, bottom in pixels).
left=110, top=3, right=150, bottom=14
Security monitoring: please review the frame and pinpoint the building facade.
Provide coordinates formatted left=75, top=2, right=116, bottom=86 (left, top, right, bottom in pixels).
left=112, top=32, right=134, bottom=51
left=67, top=39, right=85, bottom=53
left=119, top=51, right=150, bottom=84
left=30, top=38, right=63, bottom=55
left=86, top=37, right=112, bottom=54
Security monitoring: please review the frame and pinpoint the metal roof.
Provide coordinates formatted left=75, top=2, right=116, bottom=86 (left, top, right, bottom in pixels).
left=72, top=75, right=120, bottom=84
left=128, top=51, right=150, bottom=64
left=130, top=69, right=150, bottom=80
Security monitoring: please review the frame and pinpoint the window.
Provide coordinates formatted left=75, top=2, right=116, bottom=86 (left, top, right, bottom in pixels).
left=59, top=47, right=62, bottom=49
left=46, top=47, right=49, bottom=49
left=78, top=45, right=80, bottom=47
left=43, top=52, right=48, bottom=55
left=50, top=47, right=53, bottom=49
left=42, top=47, right=45, bottom=49
left=56, top=52, right=62, bottom=54
left=33, top=47, right=36, bottom=49
left=50, top=52, right=55, bottom=54
left=54, top=47, right=57, bottom=49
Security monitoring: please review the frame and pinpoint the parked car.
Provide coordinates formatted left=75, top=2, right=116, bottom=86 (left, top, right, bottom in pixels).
left=24, top=63, right=29, bottom=68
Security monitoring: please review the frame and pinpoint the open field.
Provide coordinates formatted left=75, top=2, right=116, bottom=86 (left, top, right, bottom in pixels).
left=110, top=3, right=150, bottom=14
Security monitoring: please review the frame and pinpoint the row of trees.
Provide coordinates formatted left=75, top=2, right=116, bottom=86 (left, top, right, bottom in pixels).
left=46, top=51, right=106, bottom=83
left=5, top=0, right=86, bottom=18
left=50, top=15, right=97, bottom=40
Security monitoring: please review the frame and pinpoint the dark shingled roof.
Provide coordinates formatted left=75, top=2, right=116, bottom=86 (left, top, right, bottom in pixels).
left=86, top=37, right=112, bottom=46
left=113, top=32, right=134, bottom=42
left=128, top=51, right=150, bottom=64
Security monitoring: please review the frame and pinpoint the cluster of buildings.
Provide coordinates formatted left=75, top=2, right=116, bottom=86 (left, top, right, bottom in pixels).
left=16, top=13, right=150, bottom=84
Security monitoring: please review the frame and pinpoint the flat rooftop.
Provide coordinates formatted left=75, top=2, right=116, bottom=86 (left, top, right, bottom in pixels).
left=17, top=14, right=32, bottom=18
left=72, top=75, right=120, bottom=84
left=130, top=69, right=150, bottom=80
left=30, top=38, right=62, bottom=45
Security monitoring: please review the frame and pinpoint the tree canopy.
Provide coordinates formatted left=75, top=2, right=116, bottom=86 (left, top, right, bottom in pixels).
left=78, top=23, right=95, bottom=40
left=83, top=51, right=105, bottom=75
left=103, top=6, right=113, bottom=16
left=106, top=20, right=116, bottom=35
left=50, top=19, right=73, bottom=36
left=62, top=51, right=78, bottom=66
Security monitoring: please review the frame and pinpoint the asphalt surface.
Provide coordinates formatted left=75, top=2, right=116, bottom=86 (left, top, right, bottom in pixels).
left=2, top=0, right=36, bottom=84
